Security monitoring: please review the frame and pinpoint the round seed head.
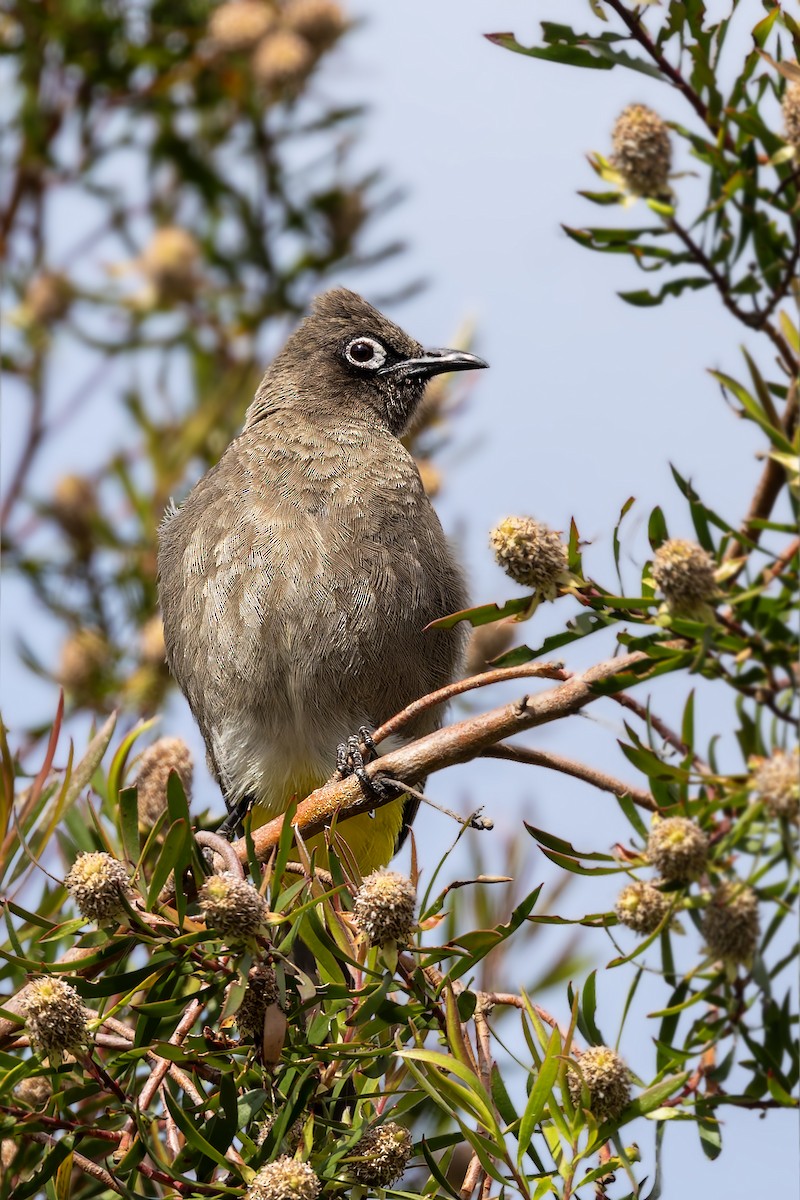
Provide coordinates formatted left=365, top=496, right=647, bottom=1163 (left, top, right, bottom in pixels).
left=21, top=978, right=88, bottom=1063
left=246, top=1156, right=321, bottom=1200
left=64, top=851, right=131, bottom=923
left=283, top=0, right=346, bottom=51
left=611, top=104, right=672, bottom=197
left=701, top=881, right=760, bottom=967
left=14, top=1075, right=52, bottom=1109
left=236, top=960, right=280, bottom=1036
left=751, top=747, right=799, bottom=819
left=252, top=30, right=312, bottom=88
left=489, top=516, right=569, bottom=598
left=24, top=271, right=73, bottom=323
left=353, top=871, right=416, bottom=946
left=646, top=816, right=708, bottom=882
left=651, top=539, right=718, bottom=619
left=199, top=872, right=269, bottom=942
left=783, top=82, right=800, bottom=150
left=58, top=628, right=107, bottom=694
left=135, top=736, right=193, bottom=826
left=140, top=227, right=199, bottom=301
left=567, top=1045, right=631, bottom=1122
left=208, top=1, right=276, bottom=51
left=349, top=1121, right=412, bottom=1187
left=615, top=880, right=670, bottom=935
left=52, top=474, right=96, bottom=542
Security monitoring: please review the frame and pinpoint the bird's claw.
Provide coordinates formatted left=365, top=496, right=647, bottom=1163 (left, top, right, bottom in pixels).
left=336, top=729, right=387, bottom=808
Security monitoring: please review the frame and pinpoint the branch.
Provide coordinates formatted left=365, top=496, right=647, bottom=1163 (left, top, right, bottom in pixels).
left=480, top=743, right=656, bottom=810
left=237, top=650, right=652, bottom=863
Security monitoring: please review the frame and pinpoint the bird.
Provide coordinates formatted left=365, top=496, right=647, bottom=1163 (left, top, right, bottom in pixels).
left=157, top=287, right=487, bottom=874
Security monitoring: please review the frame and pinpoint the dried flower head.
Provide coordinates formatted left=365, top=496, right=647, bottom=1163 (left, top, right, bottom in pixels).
left=646, top=816, right=708, bottom=882
left=783, top=82, right=800, bottom=151
left=353, top=871, right=416, bottom=946
left=58, top=628, right=108, bottom=693
left=52, top=474, right=96, bottom=545
left=139, top=614, right=167, bottom=666
left=21, top=978, right=88, bottom=1063
left=464, top=618, right=516, bottom=676
left=651, top=539, right=718, bottom=619
left=236, top=960, right=280, bottom=1036
left=701, top=881, right=760, bottom=967
left=615, top=880, right=670, bottom=935
left=349, top=1121, right=412, bottom=1187
left=135, top=736, right=193, bottom=826
left=751, top=747, right=799, bottom=819
left=489, top=516, right=569, bottom=598
left=139, top=227, right=199, bottom=302
left=283, top=0, right=346, bottom=50
left=246, top=1156, right=321, bottom=1200
left=208, top=0, right=275, bottom=50
left=611, top=104, right=672, bottom=197
left=24, top=271, right=73, bottom=324
left=64, top=851, right=131, bottom=923
left=252, top=29, right=312, bottom=88
left=257, top=1113, right=306, bottom=1151
left=567, top=1045, right=631, bottom=1122
left=199, top=872, right=269, bottom=942
left=14, top=1075, right=52, bottom=1109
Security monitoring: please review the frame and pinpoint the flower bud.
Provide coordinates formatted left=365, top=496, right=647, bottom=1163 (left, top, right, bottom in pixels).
left=567, top=1045, right=631, bottom=1122
left=21, top=978, right=88, bottom=1063
left=783, top=82, right=800, bottom=151
left=236, top=960, right=280, bottom=1036
left=64, top=851, right=131, bottom=924
left=58, top=628, right=108, bottom=695
left=283, top=0, right=346, bottom=52
left=14, top=1075, right=52, bottom=1108
left=24, top=271, right=73, bottom=324
left=750, top=747, right=799, bottom=819
left=199, top=872, right=269, bottom=942
left=651, top=538, right=718, bottom=619
left=489, top=516, right=569, bottom=598
left=646, top=816, right=708, bottom=882
left=52, top=474, right=96, bottom=544
left=252, top=30, right=312, bottom=88
left=139, top=227, right=199, bottom=303
left=611, top=104, right=672, bottom=197
left=135, top=736, right=194, bottom=826
left=701, top=881, right=760, bottom=967
left=464, top=618, right=516, bottom=675
left=353, top=870, right=416, bottom=946
left=246, top=1157, right=321, bottom=1200
left=349, top=1121, right=412, bottom=1187
left=208, top=1, right=275, bottom=51
left=615, top=880, right=670, bottom=935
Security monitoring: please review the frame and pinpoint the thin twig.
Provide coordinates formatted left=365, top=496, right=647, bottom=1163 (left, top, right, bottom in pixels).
left=481, top=743, right=656, bottom=810
left=371, top=660, right=567, bottom=747
left=25, top=1131, right=124, bottom=1195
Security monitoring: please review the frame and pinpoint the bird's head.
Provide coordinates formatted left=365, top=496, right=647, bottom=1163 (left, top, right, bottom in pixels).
left=245, top=287, right=487, bottom=435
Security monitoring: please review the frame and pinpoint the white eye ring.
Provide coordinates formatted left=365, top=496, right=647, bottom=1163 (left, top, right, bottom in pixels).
left=344, top=336, right=387, bottom=370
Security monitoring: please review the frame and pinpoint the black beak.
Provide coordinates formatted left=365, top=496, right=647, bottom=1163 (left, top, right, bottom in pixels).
left=378, top=347, right=488, bottom=380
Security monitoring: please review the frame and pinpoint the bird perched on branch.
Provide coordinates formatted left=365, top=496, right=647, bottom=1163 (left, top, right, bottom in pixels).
left=158, top=287, right=487, bottom=872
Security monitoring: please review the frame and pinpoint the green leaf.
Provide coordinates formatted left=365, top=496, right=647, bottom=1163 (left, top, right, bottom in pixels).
left=146, top=819, right=192, bottom=910
left=517, top=1023, right=561, bottom=1162
left=426, top=595, right=533, bottom=631
left=619, top=278, right=712, bottom=307
left=119, top=785, right=140, bottom=869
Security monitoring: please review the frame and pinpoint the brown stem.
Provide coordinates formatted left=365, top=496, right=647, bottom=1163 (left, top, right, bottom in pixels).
left=237, top=651, right=652, bottom=863
left=481, top=743, right=656, bottom=810
left=371, top=660, right=567, bottom=747
left=25, top=1131, right=123, bottom=1195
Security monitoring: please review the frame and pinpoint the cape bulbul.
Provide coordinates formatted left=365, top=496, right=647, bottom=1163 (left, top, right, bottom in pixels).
left=157, top=288, right=487, bottom=871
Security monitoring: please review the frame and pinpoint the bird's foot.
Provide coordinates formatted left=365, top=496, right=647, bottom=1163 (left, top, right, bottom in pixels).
left=217, top=793, right=254, bottom=841
left=336, top=728, right=389, bottom=808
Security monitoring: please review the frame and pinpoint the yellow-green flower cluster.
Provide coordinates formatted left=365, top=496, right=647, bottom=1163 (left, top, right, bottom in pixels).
left=489, top=516, right=569, bottom=599
left=567, top=1045, right=631, bottom=1122
left=611, top=104, right=672, bottom=197
left=352, top=871, right=416, bottom=946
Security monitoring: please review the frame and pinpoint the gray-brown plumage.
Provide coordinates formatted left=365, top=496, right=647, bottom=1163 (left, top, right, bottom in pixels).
left=157, top=287, right=486, bottom=870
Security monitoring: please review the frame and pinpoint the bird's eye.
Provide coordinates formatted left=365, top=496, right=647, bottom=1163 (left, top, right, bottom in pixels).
left=344, top=336, right=387, bottom=369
